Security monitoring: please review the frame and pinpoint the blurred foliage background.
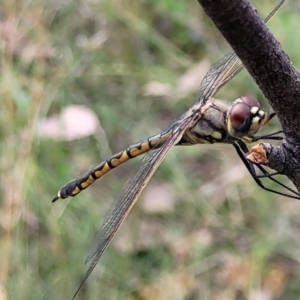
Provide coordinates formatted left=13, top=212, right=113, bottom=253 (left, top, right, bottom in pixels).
left=1, top=0, right=300, bottom=299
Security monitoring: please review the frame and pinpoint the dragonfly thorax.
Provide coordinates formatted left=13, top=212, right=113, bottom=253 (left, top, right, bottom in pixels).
left=184, top=98, right=232, bottom=144
left=227, top=95, right=266, bottom=141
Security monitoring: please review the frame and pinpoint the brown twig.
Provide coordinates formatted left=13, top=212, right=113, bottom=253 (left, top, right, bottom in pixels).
left=197, top=0, right=300, bottom=193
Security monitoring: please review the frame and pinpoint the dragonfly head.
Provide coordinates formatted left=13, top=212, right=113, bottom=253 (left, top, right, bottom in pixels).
left=227, top=95, right=266, bottom=140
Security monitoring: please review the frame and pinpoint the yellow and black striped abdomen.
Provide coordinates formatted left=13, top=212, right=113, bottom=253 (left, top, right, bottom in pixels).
left=52, top=130, right=171, bottom=202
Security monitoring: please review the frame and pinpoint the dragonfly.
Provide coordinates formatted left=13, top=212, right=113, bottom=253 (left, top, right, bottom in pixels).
left=53, top=0, right=299, bottom=298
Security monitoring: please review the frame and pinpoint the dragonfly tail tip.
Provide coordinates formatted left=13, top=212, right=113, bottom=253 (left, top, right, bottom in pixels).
left=52, top=195, right=59, bottom=202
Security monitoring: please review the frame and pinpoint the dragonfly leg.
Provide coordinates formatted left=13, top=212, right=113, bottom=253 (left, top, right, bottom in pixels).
left=251, top=130, right=283, bottom=142
left=233, top=140, right=300, bottom=200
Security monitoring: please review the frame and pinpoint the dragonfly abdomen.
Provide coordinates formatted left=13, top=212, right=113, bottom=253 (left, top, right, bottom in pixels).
left=52, top=130, right=171, bottom=202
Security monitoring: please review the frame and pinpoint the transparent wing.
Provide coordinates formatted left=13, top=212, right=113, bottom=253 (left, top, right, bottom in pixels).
left=195, top=51, right=242, bottom=106
left=196, top=0, right=284, bottom=105
left=71, top=117, right=193, bottom=299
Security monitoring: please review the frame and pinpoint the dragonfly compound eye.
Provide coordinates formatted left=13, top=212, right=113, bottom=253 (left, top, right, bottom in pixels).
left=240, top=94, right=260, bottom=108
left=227, top=102, right=252, bottom=138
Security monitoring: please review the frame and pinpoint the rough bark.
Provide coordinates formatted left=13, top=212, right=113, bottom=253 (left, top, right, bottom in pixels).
left=197, top=0, right=300, bottom=193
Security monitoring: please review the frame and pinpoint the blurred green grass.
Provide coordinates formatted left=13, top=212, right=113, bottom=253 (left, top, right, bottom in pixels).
left=2, top=0, right=300, bottom=299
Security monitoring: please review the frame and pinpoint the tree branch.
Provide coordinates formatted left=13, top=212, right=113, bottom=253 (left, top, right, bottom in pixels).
left=197, top=0, right=300, bottom=193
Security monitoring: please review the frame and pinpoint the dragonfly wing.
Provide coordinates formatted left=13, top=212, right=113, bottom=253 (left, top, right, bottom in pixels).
left=72, top=117, right=194, bottom=299
left=195, top=52, right=242, bottom=105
